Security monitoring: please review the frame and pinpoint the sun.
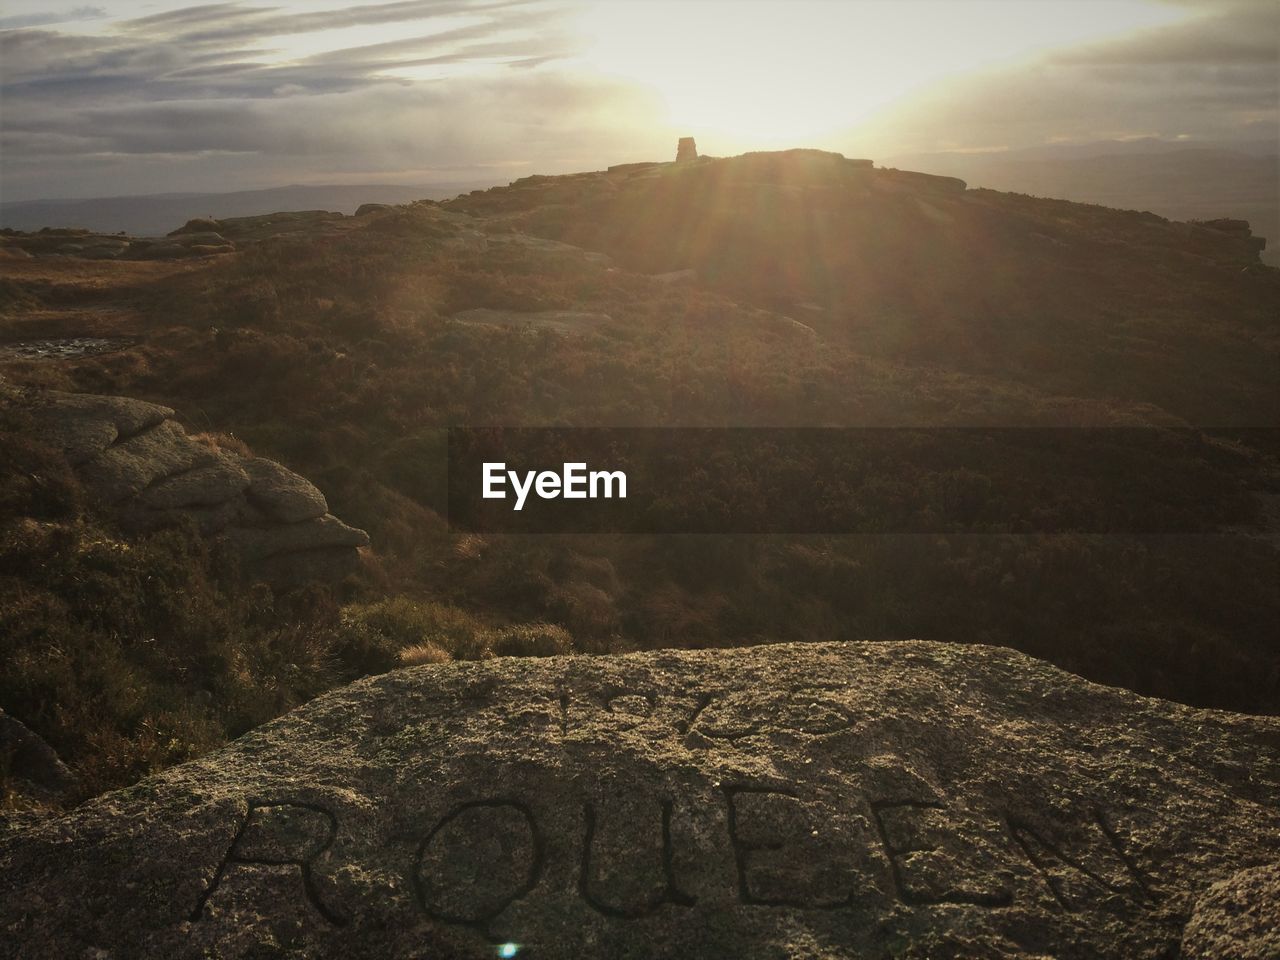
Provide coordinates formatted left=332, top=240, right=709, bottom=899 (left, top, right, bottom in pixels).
left=571, top=0, right=1192, bottom=153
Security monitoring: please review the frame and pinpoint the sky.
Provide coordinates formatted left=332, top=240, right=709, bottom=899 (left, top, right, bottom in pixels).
left=0, top=0, right=1276, bottom=200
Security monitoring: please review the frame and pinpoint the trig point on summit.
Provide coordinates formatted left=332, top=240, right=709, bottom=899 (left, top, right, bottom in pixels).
left=676, top=136, right=698, bottom=162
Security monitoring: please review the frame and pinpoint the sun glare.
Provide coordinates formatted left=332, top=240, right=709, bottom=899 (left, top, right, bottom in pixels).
left=574, top=0, right=1193, bottom=151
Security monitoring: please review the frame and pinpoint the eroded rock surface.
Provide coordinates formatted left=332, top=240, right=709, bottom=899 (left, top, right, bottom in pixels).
left=1, top=641, right=1276, bottom=959
left=7, top=388, right=368, bottom=584
left=1181, top=862, right=1280, bottom=960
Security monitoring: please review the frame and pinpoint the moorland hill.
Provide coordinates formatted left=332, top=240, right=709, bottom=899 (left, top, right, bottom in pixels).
left=2, top=149, right=1278, bottom=807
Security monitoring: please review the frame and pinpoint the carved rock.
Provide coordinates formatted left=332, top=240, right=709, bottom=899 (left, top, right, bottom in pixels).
left=0, top=641, right=1276, bottom=958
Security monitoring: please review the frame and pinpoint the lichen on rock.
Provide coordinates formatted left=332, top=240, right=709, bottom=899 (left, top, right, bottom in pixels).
left=1, top=641, right=1276, bottom=958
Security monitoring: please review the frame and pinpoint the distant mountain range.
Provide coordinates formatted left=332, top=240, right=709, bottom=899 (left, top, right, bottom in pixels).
left=885, top=139, right=1278, bottom=265
left=0, top=182, right=497, bottom=237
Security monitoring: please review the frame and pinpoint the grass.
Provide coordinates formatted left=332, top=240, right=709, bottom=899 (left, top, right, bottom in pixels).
left=3, top=154, right=1279, bottom=804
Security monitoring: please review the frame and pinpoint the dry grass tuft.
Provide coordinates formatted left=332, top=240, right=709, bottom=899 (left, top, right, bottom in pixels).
left=399, top=642, right=452, bottom=666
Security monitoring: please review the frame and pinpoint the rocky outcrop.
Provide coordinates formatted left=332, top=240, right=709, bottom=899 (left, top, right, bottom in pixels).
left=136, top=232, right=235, bottom=259
left=0, top=228, right=234, bottom=260
left=1, top=641, right=1275, bottom=959
left=450, top=307, right=614, bottom=334
left=9, top=389, right=369, bottom=584
left=607, top=161, right=661, bottom=175
left=1191, top=217, right=1267, bottom=261
left=170, top=218, right=221, bottom=235
left=875, top=167, right=968, bottom=195
left=242, top=457, right=329, bottom=523
left=676, top=136, right=698, bottom=163
left=0, top=337, right=133, bottom=362
left=0, top=209, right=361, bottom=260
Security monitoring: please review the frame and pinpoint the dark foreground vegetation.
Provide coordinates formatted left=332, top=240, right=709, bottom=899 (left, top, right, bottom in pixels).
left=2, top=149, right=1278, bottom=804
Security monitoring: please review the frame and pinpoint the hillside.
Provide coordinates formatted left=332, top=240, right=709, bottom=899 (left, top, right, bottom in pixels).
left=0, top=182, right=495, bottom=239
left=885, top=141, right=1279, bottom=268
left=2, top=148, right=1279, bottom=807
left=442, top=149, right=1277, bottom=424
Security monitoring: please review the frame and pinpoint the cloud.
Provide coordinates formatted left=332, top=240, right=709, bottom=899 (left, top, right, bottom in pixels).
left=1053, top=2, right=1279, bottom=65
left=0, top=0, right=673, bottom=200
left=858, top=1, right=1277, bottom=154
left=0, top=6, right=105, bottom=30
left=1, top=0, right=569, bottom=101
left=118, top=0, right=529, bottom=44
left=2, top=0, right=1274, bottom=199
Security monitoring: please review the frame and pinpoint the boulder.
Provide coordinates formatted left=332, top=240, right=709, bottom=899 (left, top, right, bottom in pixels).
left=355, top=203, right=391, bottom=216
left=79, top=419, right=214, bottom=503
left=23, top=392, right=174, bottom=465
left=244, top=457, right=329, bottom=523
left=132, top=234, right=233, bottom=259
left=139, top=453, right=251, bottom=509
left=7, top=389, right=369, bottom=586
left=450, top=308, right=613, bottom=334
left=1, top=641, right=1276, bottom=959
left=222, top=513, right=371, bottom=563
left=607, top=162, right=661, bottom=175
left=169, top=218, right=222, bottom=235
left=875, top=168, right=968, bottom=195
left=79, top=238, right=131, bottom=260
left=649, top=268, right=696, bottom=284
left=1198, top=218, right=1252, bottom=236
left=170, top=232, right=230, bottom=246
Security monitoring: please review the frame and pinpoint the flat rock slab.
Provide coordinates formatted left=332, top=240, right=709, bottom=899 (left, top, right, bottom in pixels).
left=1, top=641, right=1277, bottom=959
left=0, top=337, right=135, bottom=362
left=451, top=308, right=613, bottom=334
